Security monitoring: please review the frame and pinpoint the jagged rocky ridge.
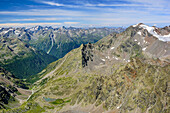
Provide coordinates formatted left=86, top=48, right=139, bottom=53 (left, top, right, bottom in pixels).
left=0, top=26, right=124, bottom=59
left=1, top=24, right=170, bottom=113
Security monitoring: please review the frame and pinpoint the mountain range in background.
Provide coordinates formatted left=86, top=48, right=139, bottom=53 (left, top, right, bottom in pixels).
left=0, top=23, right=169, bottom=113
left=0, top=26, right=124, bottom=79
left=0, top=26, right=124, bottom=58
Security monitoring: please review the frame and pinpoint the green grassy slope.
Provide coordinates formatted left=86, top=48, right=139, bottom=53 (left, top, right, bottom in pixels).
left=0, top=38, right=57, bottom=79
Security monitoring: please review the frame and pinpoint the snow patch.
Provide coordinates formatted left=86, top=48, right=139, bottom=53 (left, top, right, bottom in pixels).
left=113, top=56, right=118, bottom=60
left=106, top=56, right=110, bottom=59
left=117, top=104, right=122, bottom=109
left=133, top=24, right=139, bottom=27
left=2, top=30, right=9, bottom=34
left=101, top=59, right=105, bottom=61
left=15, top=30, right=21, bottom=35
left=139, top=24, right=170, bottom=42
left=142, top=47, right=147, bottom=51
left=115, top=57, right=118, bottom=60
left=111, top=47, right=115, bottom=50
left=137, top=31, right=142, bottom=35
left=30, top=28, right=35, bottom=31
left=35, top=26, right=39, bottom=30
left=134, top=39, right=137, bottom=41
left=138, top=42, right=140, bottom=45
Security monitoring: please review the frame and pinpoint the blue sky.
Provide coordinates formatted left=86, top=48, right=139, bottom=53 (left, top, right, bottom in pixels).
left=0, top=0, right=170, bottom=27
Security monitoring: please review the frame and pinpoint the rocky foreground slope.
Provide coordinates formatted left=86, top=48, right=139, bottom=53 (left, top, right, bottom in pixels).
left=1, top=23, right=170, bottom=113
left=0, top=67, right=31, bottom=110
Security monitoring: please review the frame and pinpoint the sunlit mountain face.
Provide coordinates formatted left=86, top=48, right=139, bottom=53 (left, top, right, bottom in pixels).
left=0, top=0, right=170, bottom=113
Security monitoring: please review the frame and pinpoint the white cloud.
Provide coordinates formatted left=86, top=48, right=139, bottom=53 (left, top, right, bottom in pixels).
left=0, top=22, right=81, bottom=27
left=12, top=19, right=37, bottom=21
left=0, top=23, right=62, bottom=27
left=40, top=0, right=158, bottom=8
left=41, top=1, right=81, bottom=8
left=0, top=9, right=90, bottom=17
left=85, top=3, right=144, bottom=7
left=11, top=17, right=73, bottom=22
left=64, top=22, right=79, bottom=24
left=42, top=1, right=64, bottom=6
left=40, top=1, right=152, bottom=9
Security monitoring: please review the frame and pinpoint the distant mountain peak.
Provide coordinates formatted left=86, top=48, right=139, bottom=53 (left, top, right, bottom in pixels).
left=132, top=23, right=144, bottom=27
left=133, top=23, right=170, bottom=42
left=60, top=26, right=66, bottom=29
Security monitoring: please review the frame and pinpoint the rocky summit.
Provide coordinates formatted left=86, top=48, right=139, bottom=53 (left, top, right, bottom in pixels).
left=0, top=23, right=170, bottom=113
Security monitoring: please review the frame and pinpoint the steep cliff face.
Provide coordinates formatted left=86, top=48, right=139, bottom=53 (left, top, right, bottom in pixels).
left=3, top=24, right=170, bottom=113
left=81, top=43, right=94, bottom=67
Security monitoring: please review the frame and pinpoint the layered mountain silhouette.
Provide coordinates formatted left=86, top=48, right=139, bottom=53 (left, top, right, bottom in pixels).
left=0, top=26, right=124, bottom=59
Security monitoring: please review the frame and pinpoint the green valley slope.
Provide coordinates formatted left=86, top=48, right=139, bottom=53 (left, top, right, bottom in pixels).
left=0, top=38, right=57, bottom=79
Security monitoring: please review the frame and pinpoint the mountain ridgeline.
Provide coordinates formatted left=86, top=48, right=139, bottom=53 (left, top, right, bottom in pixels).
left=0, top=24, right=170, bottom=113
left=0, top=26, right=124, bottom=59
left=0, top=26, right=124, bottom=79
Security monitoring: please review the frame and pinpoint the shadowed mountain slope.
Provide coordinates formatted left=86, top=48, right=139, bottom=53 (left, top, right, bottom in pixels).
left=0, top=38, right=57, bottom=79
